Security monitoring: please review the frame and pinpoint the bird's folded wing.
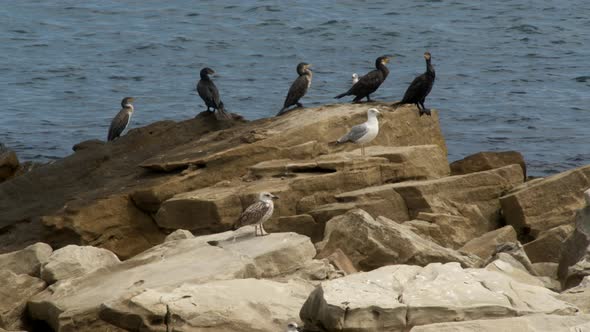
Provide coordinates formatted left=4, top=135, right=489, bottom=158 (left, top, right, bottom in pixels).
left=339, top=123, right=368, bottom=143
left=235, top=201, right=270, bottom=227
left=108, top=109, right=130, bottom=140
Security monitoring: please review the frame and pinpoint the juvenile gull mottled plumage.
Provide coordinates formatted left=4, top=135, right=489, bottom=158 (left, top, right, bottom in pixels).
left=233, top=192, right=278, bottom=236
left=337, top=108, right=381, bottom=156
left=107, top=97, right=135, bottom=141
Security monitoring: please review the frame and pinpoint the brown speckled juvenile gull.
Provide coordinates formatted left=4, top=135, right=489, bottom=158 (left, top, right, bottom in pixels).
left=233, top=192, right=278, bottom=236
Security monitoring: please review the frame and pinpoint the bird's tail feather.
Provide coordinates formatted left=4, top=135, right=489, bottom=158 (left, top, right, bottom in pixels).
left=334, top=91, right=349, bottom=99
left=215, top=102, right=233, bottom=121
left=391, top=101, right=404, bottom=109
left=276, top=107, right=288, bottom=116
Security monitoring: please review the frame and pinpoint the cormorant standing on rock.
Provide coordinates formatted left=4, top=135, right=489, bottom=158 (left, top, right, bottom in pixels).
left=393, top=52, right=436, bottom=116
left=196, top=67, right=232, bottom=120
left=277, top=63, right=313, bottom=116
left=335, top=56, right=390, bottom=102
left=107, top=97, right=135, bottom=141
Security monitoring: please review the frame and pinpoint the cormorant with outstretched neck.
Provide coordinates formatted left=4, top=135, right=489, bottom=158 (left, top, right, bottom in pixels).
left=107, top=97, right=135, bottom=141
left=277, top=63, right=313, bottom=116
left=335, top=56, right=390, bottom=102
left=196, top=67, right=231, bottom=120
left=393, top=52, right=436, bottom=116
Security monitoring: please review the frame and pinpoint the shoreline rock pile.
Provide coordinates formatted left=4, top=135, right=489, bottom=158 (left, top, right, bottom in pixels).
left=1, top=102, right=590, bottom=331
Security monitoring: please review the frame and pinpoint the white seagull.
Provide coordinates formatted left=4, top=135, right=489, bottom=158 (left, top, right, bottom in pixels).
left=233, top=192, right=278, bottom=236
left=336, top=108, right=381, bottom=156
left=351, top=73, right=359, bottom=85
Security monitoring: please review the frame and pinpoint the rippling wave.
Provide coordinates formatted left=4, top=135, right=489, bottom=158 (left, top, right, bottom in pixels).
left=1, top=0, right=589, bottom=176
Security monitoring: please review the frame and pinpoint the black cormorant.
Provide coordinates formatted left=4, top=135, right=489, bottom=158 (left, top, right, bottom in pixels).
left=393, top=52, right=436, bottom=116
left=277, top=63, right=313, bottom=116
left=107, top=97, right=135, bottom=141
left=335, top=56, right=390, bottom=102
left=196, top=67, right=231, bottom=120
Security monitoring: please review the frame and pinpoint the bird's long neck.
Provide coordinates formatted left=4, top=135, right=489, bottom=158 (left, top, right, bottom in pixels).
left=124, top=104, right=134, bottom=112
left=367, top=113, right=379, bottom=125
left=425, top=59, right=435, bottom=79
left=299, top=68, right=312, bottom=77
left=376, top=62, right=389, bottom=78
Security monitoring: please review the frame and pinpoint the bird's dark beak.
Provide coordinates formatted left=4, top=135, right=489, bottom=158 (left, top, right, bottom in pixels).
left=272, top=194, right=279, bottom=200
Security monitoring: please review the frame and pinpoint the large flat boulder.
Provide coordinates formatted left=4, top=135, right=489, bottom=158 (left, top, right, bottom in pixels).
left=557, top=276, right=590, bottom=314
left=391, top=164, right=523, bottom=233
left=40, top=245, right=120, bottom=284
left=316, top=210, right=480, bottom=270
left=0, top=146, right=19, bottom=183
left=450, top=151, right=526, bottom=178
left=0, top=270, right=46, bottom=330
left=523, top=224, right=575, bottom=263
left=410, top=314, right=590, bottom=332
left=300, top=262, right=579, bottom=332
left=501, top=164, right=590, bottom=236
left=100, top=279, right=313, bottom=332
left=558, top=205, right=590, bottom=289
left=459, top=226, right=518, bottom=260
left=28, top=230, right=315, bottom=331
left=0, top=242, right=52, bottom=277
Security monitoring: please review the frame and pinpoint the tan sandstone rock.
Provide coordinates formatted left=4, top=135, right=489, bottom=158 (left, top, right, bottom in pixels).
left=28, top=231, right=315, bottom=331
left=0, top=270, right=46, bottom=330
left=100, top=279, right=313, bottom=332
left=557, top=276, right=590, bottom=314
left=523, top=224, right=575, bottom=263
left=501, top=164, right=590, bottom=236
left=558, top=205, right=590, bottom=289
left=410, top=314, right=590, bottom=332
left=0, top=242, right=52, bottom=277
left=391, top=164, right=523, bottom=232
left=459, top=226, right=518, bottom=260
left=300, top=262, right=578, bottom=332
left=317, top=209, right=480, bottom=270
left=40, top=245, right=121, bottom=284
left=450, top=151, right=526, bottom=178
left=164, top=229, right=194, bottom=242
left=0, top=147, right=19, bottom=183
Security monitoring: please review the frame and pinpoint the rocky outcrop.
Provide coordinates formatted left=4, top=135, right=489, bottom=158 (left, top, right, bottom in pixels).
left=459, top=226, right=518, bottom=260
left=501, top=164, right=590, bottom=237
left=411, top=314, right=590, bottom=332
left=557, top=276, right=590, bottom=314
left=0, top=145, right=19, bottom=183
left=0, top=103, right=446, bottom=257
left=0, top=270, right=46, bottom=330
left=300, top=262, right=578, bottom=332
left=523, top=224, right=574, bottom=263
left=450, top=150, right=526, bottom=178
left=0, top=242, right=52, bottom=277
left=40, top=245, right=120, bottom=284
left=558, top=204, right=590, bottom=289
left=316, top=210, right=480, bottom=270
left=100, top=279, right=313, bottom=332
left=28, top=230, right=317, bottom=331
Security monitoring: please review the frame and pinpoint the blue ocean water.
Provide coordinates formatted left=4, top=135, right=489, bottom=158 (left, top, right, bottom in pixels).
left=1, top=0, right=589, bottom=175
